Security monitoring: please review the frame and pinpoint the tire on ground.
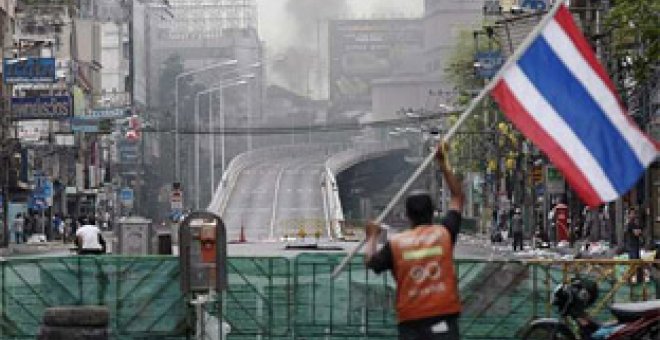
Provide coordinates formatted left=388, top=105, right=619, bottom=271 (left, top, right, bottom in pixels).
left=38, top=325, right=107, bottom=340
left=42, top=306, right=109, bottom=327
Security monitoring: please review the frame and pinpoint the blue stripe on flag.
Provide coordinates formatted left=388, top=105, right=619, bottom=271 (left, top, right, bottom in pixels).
left=517, top=36, right=643, bottom=194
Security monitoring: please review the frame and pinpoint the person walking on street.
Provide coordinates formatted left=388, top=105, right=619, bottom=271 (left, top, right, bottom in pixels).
left=75, top=217, right=106, bottom=255
left=625, top=209, right=643, bottom=259
left=625, top=209, right=644, bottom=283
left=512, top=208, right=524, bottom=252
left=364, top=143, right=464, bottom=340
left=13, top=213, right=24, bottom=244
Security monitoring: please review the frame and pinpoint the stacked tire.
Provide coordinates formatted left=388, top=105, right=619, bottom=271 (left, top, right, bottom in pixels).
left=38, top=306, right=108, bottom=340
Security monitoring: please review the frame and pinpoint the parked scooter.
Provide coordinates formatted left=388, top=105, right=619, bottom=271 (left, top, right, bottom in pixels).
left=518, top=277, right=659, bottom=339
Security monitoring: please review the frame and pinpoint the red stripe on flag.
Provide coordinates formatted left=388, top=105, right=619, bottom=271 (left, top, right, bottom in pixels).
left=555, top=5, right=660, bottom=152
left=491, top=80, right=603, bottom=207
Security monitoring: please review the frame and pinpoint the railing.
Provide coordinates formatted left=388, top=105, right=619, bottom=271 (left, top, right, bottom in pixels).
left=0, top=255, right=656, bottom=339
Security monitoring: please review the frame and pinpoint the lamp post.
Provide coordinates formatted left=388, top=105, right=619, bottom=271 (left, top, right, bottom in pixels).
left=174, top=59, right=238, bottom=183
left=193, top=76, right=253, bottom=209
left=214, top=63, right=262, bottom=152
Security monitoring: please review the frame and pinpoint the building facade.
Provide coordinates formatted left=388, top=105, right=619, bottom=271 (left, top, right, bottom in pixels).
left=328, top=18, right=424, bottom=116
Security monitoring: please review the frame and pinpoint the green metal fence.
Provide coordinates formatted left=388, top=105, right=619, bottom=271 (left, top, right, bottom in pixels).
left=0, top=255, right=656, bottom=340
left=0, top=256, right=185, bottom=340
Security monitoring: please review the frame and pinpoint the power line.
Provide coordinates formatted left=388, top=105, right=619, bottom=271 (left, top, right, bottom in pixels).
left=141, top=110, right=461, bottom=135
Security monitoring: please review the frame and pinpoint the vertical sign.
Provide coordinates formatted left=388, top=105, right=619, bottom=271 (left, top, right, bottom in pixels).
left=545, top=166, right=565, bottom=194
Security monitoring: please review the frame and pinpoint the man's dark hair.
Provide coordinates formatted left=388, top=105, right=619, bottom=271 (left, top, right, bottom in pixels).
left=406, top=190, right=434, bottom=227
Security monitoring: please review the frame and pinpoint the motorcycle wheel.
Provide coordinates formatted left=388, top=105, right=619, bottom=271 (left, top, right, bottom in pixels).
left=521, top=324, right=575, bottom=340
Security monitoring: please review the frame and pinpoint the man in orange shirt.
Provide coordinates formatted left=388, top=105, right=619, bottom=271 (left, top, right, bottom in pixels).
left=365, top=144, right=464, bottom=340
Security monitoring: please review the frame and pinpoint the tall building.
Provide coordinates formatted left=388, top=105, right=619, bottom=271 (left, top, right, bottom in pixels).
left=422, top=0, right=483, bottom=78
left=146, top=0, right=263, bottom=212
left=365, top=1, right=483, bottom=122
left=0, top=1, right=16, bottom=246
left=328, top=18, right=424, bottom=116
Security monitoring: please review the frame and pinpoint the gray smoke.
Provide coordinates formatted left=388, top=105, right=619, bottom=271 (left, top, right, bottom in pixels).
left=284, top=0, right=348, bottom=43
left=271, top=0, right=349, bottom=96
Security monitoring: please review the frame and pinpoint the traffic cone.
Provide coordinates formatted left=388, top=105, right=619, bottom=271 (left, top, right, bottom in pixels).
left=239, top=224, right=247, bottom=243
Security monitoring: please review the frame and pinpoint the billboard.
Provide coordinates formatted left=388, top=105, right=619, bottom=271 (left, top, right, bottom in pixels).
left=329, top=19, right=423, bottom=112
left=11, top=96, right=71, bottom=120
left=3, top=57, right=56, bottom=83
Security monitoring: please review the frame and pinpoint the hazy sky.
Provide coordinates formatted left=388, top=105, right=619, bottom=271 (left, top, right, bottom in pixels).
left=257, top=0, right=423, bottom=53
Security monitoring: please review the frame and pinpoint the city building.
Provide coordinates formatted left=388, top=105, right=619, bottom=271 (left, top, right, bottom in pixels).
left=144, top=0, right=263, bottom=214
left=0, top=0, right=16, bottom=246
left=328, top=18, right=424, bottom=117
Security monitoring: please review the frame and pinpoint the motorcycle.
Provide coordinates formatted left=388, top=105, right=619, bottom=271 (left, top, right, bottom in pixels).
left=518, top=277, right=659, bottom=339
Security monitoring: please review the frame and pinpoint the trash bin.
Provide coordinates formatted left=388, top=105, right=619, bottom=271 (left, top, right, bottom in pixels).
left=116, top=216, right=152, bottom=255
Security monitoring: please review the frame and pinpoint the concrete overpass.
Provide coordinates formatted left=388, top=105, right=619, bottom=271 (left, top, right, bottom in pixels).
left=207, top=142, right=407, bottom=242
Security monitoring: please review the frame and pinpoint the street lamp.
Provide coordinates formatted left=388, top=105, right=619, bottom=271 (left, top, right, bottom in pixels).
left=174, top=59, right=237, bottom=183
left=193, top=76, right=253, bottom=209
left=211, top=63, right=262, bottom=151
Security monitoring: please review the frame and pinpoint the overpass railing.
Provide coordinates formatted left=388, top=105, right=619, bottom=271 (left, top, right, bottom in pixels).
left=0, top=255, right=656, bottom=339
left=207, top=144, right=345, bottom=216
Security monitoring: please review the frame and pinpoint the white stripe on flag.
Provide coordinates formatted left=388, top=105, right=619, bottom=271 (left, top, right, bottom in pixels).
left=504, top=65, right=619, bottom=201
left=542, top=19, right=658, bottom=166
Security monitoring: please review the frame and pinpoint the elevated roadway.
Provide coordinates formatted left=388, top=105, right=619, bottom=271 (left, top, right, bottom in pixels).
left=221, top=153, right=328, bottom=242
left=208, top=142, right=407, bottom=243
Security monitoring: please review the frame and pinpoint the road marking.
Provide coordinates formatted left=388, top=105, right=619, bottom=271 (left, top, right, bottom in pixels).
left=269, top=167, right=285, bottom=240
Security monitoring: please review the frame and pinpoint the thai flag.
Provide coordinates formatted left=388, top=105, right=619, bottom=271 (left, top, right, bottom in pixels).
left=491, top=4, right=659, bottom=207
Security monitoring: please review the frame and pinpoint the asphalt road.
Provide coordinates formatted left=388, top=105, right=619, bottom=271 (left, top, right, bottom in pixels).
left=222, top=154, right=328, bottom=242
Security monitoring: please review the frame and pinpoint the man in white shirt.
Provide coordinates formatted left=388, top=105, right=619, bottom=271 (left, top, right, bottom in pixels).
left=75, top=217, right=106, bottom=255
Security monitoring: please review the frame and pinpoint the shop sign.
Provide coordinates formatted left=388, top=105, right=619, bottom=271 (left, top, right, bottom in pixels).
left=3, top=57, right=56, bottom=83
left=11, top=96, right=71, bottom=120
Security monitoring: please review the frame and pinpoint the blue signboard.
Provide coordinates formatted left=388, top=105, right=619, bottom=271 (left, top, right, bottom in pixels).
left=521, top=0, right=547, bottom=11
left=119, top=188, right=134, bottom=206
left=118, top=140, right=139, bottom=164
left=475, top=51, right=504, bottom=79
left=29, top=173, right=52, bottom=211
left=28, top=196, right=48, bottom=211
left=79, top=107, right=130, bottom=120
left=11, top=96, right=71, bottom=120
left=3, top=57, right=56, bottom=84
left=70, top=117, right=99, bottom=133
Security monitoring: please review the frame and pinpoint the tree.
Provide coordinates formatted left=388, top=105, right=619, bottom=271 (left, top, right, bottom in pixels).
left=605, top=0, right=659, bottom=85
left=604, top=0, right=659, bottom=126
left=444, top=30, right=500, bottom=174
